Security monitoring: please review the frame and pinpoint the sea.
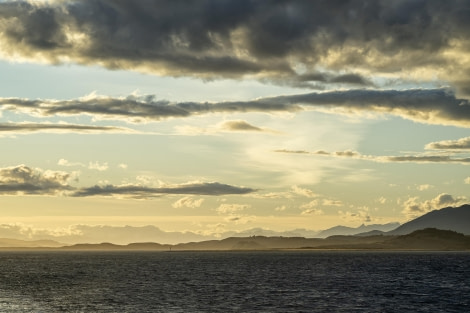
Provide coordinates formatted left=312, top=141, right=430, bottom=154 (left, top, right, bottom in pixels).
left=0, top=251, right=468, bottom=312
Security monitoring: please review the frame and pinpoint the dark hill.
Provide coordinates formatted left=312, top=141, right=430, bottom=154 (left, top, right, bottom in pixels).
left=382, top=228, right=470, bottom=250
left=63, top=242, right=120, bottom=250
left=390, top=204, right=470, bottom=235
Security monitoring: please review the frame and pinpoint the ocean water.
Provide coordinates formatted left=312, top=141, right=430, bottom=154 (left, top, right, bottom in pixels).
left=0, top=251, right=468, bottom=312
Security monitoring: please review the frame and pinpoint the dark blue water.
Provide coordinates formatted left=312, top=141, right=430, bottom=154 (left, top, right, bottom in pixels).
left=0, top=251, right=468, bottom=312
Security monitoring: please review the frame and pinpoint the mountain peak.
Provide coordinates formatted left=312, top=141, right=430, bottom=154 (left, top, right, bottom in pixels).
left=390, top=204, right=470, bottom=235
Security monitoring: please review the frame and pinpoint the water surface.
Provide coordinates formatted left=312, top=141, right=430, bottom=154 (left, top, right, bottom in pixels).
left=0, top=251, right=468, bottom=312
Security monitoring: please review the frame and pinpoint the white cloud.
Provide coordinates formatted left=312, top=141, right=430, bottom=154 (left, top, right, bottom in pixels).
left=172, top=197, right=204, bottom=209
left=322, top=199, right=343, bottom=207
left=88, top=161, right=109, bottom=171
left=417, top=184, right=433, bottom=191
left=216, top=204, right=250, bottom=214
left=291, top=185, right=317, bottom=198
left=300, top=200, right=319, bottom=210
left=301, top=208, right=323, bottom=216
left=402, top=193, right=466, bottom=219
left=58, top=159, right=85, bottom=167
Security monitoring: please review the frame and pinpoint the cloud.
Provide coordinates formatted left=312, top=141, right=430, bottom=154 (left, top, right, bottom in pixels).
left=58, top=158, right=84, bottom=167
left=216, top=203, right=250, bottom=214
left=339, top=207, right=372, bottom=223
left=224, top=215, right=255, bottom=225
left=219, top=120, right=267, bottom=132
left=291, top=185, right=317, bottom=198
left=0, top=94, right=301, bottom=123
left=274, top=149, right=309, bottom=154
left=301, top=208, right=324, bottom=216
left=0, top=164, right=256, bottom=199
left=58, top=159, right=109, bottom=171
left=402, top=193, right=466, bottom=219
left=275, top=89, right=470, bottom=127
left=2, top=1, right=470, bottom=96
left=300, top=200, right=319, bottom=210
left=284, top=72, right=374, bottom=89
left=172, top=196, right=204, bottom=209
left=72, top=182, right=257, bottom=198
left=276, top=149, right=470, bottom=165
left=175, top=119, right=277, bottom=135
left=384, top=155, right=470, bottom=164
left=0, top=164, right=73, bottom=195
left=298, top=198, right=344, bottom=212
left=416, top=184, right=433, bottom=191
left=322, top=199, right=343, bottom=207
left=329, top=73, right=372, bottom=86
left=88, top=161, right=108, bottom=171
left=3, top=88, right=470, bottom=127
left=426, top=137, right=470, bottom=150
left=0, top=122, right=132, bottom=134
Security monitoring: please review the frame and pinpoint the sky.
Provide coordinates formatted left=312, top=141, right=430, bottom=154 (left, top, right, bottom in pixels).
left=0, top=0, right=469, bottom=244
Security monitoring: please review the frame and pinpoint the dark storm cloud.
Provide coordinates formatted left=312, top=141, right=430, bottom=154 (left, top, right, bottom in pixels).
left=0, top=165, right=73, bottom=195
left=72, top=182, right=257, bottom=198
left=1, top=1, right=470, bottom=93
left=0, top=122, right=130, bottom=134
left=2, top=88, right=469, bottom=126
left=265, top=88, right=470, bottom=127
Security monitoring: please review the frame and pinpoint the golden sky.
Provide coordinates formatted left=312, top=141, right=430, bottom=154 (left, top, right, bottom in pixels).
left=0, top=0, right=469, bottom=243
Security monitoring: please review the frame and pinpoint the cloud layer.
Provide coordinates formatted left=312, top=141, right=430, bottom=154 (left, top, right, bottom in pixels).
left=0, top=165, right=256, bottom=197
left=0, top=94, right=301, bottom=123
left=1, top=0, right=470, bottom=95
left=2, top=89, right=470, bottom=127
left=276, top=149, right=470, bottom=165
left=0, top=122, right=130, bottom=134
left=71, top=182, right=256, bottom=198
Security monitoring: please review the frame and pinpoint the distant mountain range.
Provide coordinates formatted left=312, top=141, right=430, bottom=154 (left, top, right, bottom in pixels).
left=0, top=204, right=469, bottom=249
left=0, top=238, right=65, bottom=248
left=12, top=228, right=467, bottom=251
left=316, top=222, right=400, bottom=238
